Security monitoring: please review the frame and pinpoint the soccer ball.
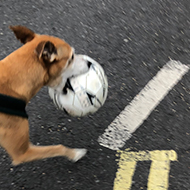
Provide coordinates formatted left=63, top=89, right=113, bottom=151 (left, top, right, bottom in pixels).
left=48, top=55, right=108, bottom=117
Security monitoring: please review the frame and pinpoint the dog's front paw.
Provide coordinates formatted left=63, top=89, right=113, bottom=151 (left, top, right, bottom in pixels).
left=72, top=148, right=87, bottom=162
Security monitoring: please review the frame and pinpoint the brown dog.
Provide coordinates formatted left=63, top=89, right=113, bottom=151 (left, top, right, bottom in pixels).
left=0, top=25, right=89, bottom=165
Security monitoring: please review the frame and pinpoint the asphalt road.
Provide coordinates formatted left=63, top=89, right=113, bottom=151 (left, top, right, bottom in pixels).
left=0, top=0, right=190, bottom=189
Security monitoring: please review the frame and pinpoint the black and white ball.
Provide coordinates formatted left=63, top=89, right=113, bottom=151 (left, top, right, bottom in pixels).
left=49, top=56, right=108, bottom=117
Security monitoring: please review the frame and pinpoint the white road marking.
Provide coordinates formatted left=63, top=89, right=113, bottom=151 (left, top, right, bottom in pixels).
left=98, top=60, right=189, bottom=150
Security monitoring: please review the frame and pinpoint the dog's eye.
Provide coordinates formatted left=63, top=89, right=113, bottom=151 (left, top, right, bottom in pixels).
left=68, top=54, right=74, bottom=65
left=71, top=54, right=74, bottom=60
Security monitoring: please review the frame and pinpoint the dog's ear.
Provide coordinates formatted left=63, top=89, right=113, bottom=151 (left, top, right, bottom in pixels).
left=35, top=41, right=57, bottom=64
left=9, top=25, right=35, bottom=44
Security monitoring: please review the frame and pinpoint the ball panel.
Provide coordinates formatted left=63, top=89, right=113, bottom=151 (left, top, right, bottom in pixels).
left=86, top=70, right=102, bottom=94
left=70, top=74, right=87, bottom=91
left=58, top=90, right=75, bottom=110
left=74, top=90, right=91, bottom=108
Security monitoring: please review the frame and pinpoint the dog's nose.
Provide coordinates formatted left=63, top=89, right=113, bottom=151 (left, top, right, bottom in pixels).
left=87, top=61, right=92, bottom=68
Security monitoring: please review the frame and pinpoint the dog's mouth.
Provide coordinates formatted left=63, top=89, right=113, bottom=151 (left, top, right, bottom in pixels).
left=62, top=60, right=92, bottom=95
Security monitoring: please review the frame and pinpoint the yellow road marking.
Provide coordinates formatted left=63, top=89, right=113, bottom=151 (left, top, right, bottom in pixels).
left=114, top=161, right=136, bottom=190
left=114, top=150, right=177, bottom=190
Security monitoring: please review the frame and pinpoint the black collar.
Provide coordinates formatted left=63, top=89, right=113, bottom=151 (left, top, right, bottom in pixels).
left=0, top=93, right=28, bottom=118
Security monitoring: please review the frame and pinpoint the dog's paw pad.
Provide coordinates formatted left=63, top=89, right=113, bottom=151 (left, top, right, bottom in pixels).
left=72, top=148, right=87, bottom=162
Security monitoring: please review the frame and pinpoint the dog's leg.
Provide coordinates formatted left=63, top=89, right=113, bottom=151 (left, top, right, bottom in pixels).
left=0, top=119, right=86, bottom=165
left=12, top=144, right=87, bottom=165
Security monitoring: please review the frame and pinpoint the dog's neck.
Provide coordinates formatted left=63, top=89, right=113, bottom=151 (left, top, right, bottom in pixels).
left=0, top=48, right=47, bottom=103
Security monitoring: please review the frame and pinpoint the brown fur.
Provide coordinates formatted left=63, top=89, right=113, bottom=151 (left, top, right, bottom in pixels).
left=0, top=26, right=85, bottom=165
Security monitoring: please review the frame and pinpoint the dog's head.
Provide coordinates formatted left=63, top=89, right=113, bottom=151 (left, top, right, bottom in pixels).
left=9, top=25, right=90, bottom=91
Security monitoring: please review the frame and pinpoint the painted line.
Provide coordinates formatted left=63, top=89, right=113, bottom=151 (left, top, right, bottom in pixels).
left=114, top=150, right=177, bottom=190
left=98, top=60, right=189, bottom=150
